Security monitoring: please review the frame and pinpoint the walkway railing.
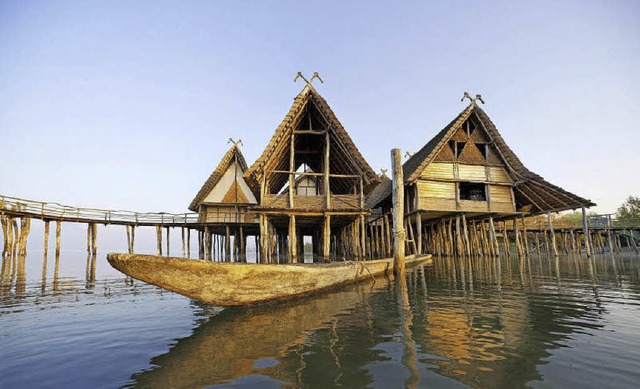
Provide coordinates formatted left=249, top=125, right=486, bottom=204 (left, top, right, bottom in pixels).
left=0, top=194, right=199, bottom=226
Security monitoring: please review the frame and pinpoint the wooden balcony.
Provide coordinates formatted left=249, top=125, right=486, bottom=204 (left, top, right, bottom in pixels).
left=260, top=194, right=361, bottom=210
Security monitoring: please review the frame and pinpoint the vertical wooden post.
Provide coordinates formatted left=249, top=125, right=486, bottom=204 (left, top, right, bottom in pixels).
left=43, top=220, right=50, bottom=259
left=187, top=228, right=191, bottom=258
left=581, top=207, right=592, bottom=257
left=547, top=212, right=558, bottom=257
left=1, top=216, right=7, bottom=256
left=166, top=227, right=170, bottom=257
left=360, top=215, right=366, bottom=259
left=461, top=214, right=471, bottom=256
left=126, top=225, right=131, bottom=254
left=323, top=215, right=331, bottom=260
left=259, top=214, right=267, bottom=263
left=131, top=225, right=136, bottom=254
left=87, top=223, right=92, bottom=255
left=416, top=212, right=422, bottom=256
left=91, top=223, right=97, bottom=256
left=55, top=220, right=62, bottom=258
left=628, top=229, right=638, bottom=255
left=155, top=225, right=162, bottom=256
left=289, top=215, right=297, bottom=263
left=181, top=227, right=186, bottom=258
left=289, top=129, right=296, bottom=208
left=514, top=219, right=523, bottom=257
left=204, top=226, right=210, bottom=260
left=225, top=225, right=231, bottom=262
left=521, top=216, right=529, bottom=256
left=325, top=131, right=331, bottom=208
left=502, top=221, right=509, bottom=256
left=391, top=149, right=405, bottom=276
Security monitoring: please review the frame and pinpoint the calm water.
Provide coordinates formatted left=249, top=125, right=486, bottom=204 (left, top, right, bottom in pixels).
left=1, top=250, right=639, bottom=388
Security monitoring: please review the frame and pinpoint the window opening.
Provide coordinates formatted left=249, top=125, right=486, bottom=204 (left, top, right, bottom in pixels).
left=459, top=182, right=486, bottom=201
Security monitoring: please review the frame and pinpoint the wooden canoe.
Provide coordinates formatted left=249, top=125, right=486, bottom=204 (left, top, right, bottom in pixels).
left=106, top=253, right=431, bottom=306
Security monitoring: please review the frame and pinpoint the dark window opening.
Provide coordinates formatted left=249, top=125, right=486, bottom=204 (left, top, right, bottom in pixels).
left=459, top=182, right=486, bottom=201
left=456, top=142, right=465, bottom=158
left=448, top=140, right=456, bottom=155
left=474, top=143, right=488, bottom=160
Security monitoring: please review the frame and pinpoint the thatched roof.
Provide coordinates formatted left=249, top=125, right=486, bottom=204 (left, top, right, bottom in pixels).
left=244, top=85, right=380, bottom=195
left=369, top=102, right=595, bottom=215
left=188, top=145, right=253, bottom=212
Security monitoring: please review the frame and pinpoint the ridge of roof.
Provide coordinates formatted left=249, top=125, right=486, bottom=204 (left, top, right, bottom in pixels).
left=188, top=145, right=250, bottom=212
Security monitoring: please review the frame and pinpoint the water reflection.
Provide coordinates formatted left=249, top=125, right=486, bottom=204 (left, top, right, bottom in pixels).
left=2, top=251, right=640, bottom=388
left=121, top=254, right=640, bottom=388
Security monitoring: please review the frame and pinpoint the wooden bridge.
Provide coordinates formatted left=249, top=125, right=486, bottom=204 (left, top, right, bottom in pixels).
left=0, top=194, right=256, bottom=262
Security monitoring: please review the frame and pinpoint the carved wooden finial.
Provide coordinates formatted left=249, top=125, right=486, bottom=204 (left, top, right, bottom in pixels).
left=461, top=91, right=485, bottom=105
left=294, top=71, right=323, bottom=87
left=380, top=168, right=388, bottom=178
left=227, top=138, right=243, bottom=147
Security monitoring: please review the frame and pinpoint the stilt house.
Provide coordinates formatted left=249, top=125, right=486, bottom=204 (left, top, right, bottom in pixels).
left=367, top=98, right=595, bottom=256
left=244, top=84, right=380, bottom=263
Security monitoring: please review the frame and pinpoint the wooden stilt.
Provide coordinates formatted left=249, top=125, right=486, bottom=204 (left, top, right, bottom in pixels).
left=502, top=221, right=509, bottom=256
left=521, top=216, right=529, bottom=256
left=514, top=219, right=523, bottom=257
left=323, top=215, right=331, bottom=261
left=461, top=214, right=471, bottom=256
left=225, top=225, right=231, bottom=262
left=166, top=227, right=170, bottom=257
left=181, top=227, right=186, bottom=258
left=582, top=207, right=592, bottom=257
left=391, top=149, right=405, bottom=276
left=91, top=223, right=97, bottom=256
left=187, top=228, right=191, bottom=258
left=547, top=212, right=558, bottom=257
left=489, top=217, right=499, bottom=256
left=534, top=232, right=541, bottom=255
left=1, top=216, right=8, bottom=256
left=156, top=225, right=163, bottom=256
left=126, top=225, right=132, bottom=254
left=43, top=220, right=50, bottom=259
left=416, top=213, right=422, bottom=256
left=204, top=226, right=210, bottom=260
left=289, top=215, right=297, bottom=264
left=87, top=223, right=92, bottom=255
left=55, top=220, right=62, bottom=258
left=360, top=215, right=366, bottom=259
left=130, top=225, right=135, bottom=254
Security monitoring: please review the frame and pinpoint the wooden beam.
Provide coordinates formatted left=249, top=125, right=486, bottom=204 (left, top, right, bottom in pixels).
left=325, top=131, right=331, bottom=208
left=392, top=149, right=405, bottom=276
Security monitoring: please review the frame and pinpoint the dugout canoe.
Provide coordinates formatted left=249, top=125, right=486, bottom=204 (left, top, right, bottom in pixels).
left=106, top=253, right=431, bottom=306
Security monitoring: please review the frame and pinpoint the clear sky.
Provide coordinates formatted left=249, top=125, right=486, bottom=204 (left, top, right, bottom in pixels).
left=1, top=0, right=638, bottom=215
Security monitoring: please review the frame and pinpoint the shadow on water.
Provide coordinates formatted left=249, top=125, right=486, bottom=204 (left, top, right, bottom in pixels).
left=119, top=254, right=638, bottom=388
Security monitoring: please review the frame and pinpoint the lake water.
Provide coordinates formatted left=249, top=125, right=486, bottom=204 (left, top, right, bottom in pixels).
left=1, top=248, right=639, bottom=388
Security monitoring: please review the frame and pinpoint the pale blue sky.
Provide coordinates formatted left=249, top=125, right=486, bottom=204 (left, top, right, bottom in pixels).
left=1, top=0, right=638, bottom=214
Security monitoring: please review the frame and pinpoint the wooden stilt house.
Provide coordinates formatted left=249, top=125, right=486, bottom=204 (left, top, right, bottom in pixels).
left=189, top=144, right=259, bottom=261
left=244, top=84, right=380, bottom=263
left=367, top=98, right=595, bottom=256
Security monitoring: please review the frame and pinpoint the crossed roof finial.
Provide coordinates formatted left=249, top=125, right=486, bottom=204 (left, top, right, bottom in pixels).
left=461, top=91, right=485, bottom=105
left=227, top=138, right=243, bottom=147
left=294, top=71, right=324, bottom=87
left=380, top=168, right=388, bottom=178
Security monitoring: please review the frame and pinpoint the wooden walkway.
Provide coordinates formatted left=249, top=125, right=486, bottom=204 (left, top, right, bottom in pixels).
left=0, top=194, right=200, bottom=226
